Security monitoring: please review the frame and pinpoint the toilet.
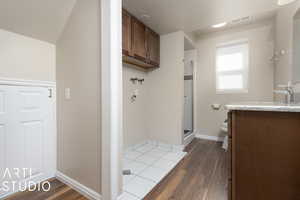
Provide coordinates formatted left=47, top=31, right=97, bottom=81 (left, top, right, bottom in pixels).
left=221, top=120, right=228, bottom=150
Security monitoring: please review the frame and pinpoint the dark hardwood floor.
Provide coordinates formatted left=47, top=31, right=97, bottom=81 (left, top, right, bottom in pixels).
left=5, top=139, right=227, bottom=200
left=144, top=139, right=228, bottom=200
left=5, top=179, right=88, bottom=200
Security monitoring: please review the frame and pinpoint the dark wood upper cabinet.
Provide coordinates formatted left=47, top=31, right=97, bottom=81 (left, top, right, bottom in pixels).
left=122, top=9, right=131, bottom=56
left=122, top=9, right=160, bottom=70
left=131, top=17, right=147, bottom=61
left=146, top=28, right=160, bottom=67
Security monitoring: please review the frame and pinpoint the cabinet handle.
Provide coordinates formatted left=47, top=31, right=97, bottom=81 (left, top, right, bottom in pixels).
left=48, top=89, right=52, bottom=98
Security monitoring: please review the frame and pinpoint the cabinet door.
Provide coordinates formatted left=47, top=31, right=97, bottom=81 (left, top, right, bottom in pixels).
left=131, top=17, right=147, bottom=61
left=146, top=28, right=160, bottom=67
left=232, top=111, right=300, bottom=200
left=0, top=85, right=56, bottom=198
left=122, top=9, right=131, bottom=56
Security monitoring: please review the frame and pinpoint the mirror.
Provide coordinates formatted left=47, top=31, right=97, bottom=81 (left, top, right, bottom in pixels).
left=293, top=9, right=300, bottom=82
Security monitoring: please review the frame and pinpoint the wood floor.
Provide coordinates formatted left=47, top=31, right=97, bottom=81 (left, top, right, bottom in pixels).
left=6, top=139, right=227, bottom=200
left=144, top=139, right=228, bottom=200
left=5, top=179, right=88, bottom=200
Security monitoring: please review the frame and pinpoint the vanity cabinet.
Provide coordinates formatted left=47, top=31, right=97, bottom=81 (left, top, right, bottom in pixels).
left=122, top=9, right=160, bottom=70
left=228, top=111, right=300, bottom=200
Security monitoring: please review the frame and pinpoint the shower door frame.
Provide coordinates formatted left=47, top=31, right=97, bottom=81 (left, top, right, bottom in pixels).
left=184, top=74, right=194, bottom=136
left=182, top=49, right=198, bottom=146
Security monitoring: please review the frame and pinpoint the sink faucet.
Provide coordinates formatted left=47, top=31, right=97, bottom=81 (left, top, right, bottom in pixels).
left=274, top=82, right=295, bottom=104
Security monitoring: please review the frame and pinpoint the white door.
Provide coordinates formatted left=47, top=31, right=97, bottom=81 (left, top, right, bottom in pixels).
left=0, top=85, right=56, bottom=198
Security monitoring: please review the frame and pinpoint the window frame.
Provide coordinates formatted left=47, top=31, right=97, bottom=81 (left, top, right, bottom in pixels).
left=215, top=39, right=249, bottom=94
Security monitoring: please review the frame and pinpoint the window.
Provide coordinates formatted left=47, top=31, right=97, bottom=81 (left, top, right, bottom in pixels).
left=216, top=40, right=249, bottom=93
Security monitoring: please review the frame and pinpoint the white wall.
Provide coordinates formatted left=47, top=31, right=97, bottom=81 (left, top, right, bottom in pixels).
left=184, top=50, right=196, bottom=75
left=123, top=66, right=148, bottom=148
left=275, top=1, right=300, bottom=101
left=0, top=29, right=55, bottom=81
left=293, top=17, right=300, bottom=82
left=196, top=22, right=275, bottom=137
left=146, top=31, right=185, bottom=145
left=56, top=0, right=101, bottom=194
left=123, top=32, right=186, bottom=147
left=275, top=1, right=300, bottom=85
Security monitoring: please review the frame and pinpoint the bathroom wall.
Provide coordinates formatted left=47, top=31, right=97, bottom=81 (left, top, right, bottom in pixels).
left=123, top=32, right=186, bottom=147
left=56, top=0, right=101, bottom=194
left=275, top=1, right=300, bottom=101
left=292, top=17, right=300, bottom=83
left=184, top=50, right=196, bottom=75
left=0, top=29, right=55, bottom=81
left=196, top=21, right=275, bottom=138
left=275, top=1, right=300, bottom=102
left=146, top=31, right=185, bottom=145
left=275, top=1, right=300, bottom=85
left=123, top=66, right=148, bottom=148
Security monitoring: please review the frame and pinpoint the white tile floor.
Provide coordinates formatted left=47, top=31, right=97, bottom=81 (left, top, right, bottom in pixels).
left=121, top=141, right=187, bottom=200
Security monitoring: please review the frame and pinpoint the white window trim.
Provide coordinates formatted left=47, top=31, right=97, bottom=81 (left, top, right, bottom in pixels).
left=215, top=39, right=249, bottom=94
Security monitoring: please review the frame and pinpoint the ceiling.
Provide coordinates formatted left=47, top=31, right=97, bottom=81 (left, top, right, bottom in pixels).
left=0, top=0, right=284, bottom=43
left=195, top=10, right=277, bottom=36
left=0, top=0, right=76, bottom=43
left=123, top=0, right=281, bottom=36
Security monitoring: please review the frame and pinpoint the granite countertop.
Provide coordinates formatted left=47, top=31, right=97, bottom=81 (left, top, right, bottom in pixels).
left=225, top=102, right=300, bottom=112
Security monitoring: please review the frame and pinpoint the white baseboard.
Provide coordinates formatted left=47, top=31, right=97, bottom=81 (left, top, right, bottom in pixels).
left=195, top=133, right=224, bottom=142
left=183, top=132, right=195, bottom=147
left=56, top=171, right=102, bottom=200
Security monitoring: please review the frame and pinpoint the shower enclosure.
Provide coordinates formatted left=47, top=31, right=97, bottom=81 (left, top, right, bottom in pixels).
left=184, top=60, right=194, bottom=137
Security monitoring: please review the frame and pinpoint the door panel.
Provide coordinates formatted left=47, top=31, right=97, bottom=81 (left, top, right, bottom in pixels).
left=0, top=85, right=55, bottom=198
left=23, top=121, right=44, bottom=177
left=0, top=91, right=4, bottom=113
left=131, top=18, right=147, bottom=60
left=15, top=87, right=48, bottom=179
left=0, top=124, right=5, bottom=179
left=0, top=87, right=12, bottom=186
left=122, top=9, right=132, bottom=56
left=0, top=125, right=5, bottom=197
left=146, top=28, right=160, bottom=66
left=0, top=89, right=8, bottom=180
left=20, top=90, right=43, bottom=110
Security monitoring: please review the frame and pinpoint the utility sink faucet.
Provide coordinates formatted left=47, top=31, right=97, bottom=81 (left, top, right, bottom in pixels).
left=274, top=81, right=295, bottom=104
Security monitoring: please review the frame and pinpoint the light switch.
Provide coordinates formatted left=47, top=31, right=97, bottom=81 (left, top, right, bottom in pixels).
left=65, top=88, right=71, bottom=100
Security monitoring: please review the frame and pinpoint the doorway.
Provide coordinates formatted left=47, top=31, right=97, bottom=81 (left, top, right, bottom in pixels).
left=183, top=38, right=197, bottom=142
